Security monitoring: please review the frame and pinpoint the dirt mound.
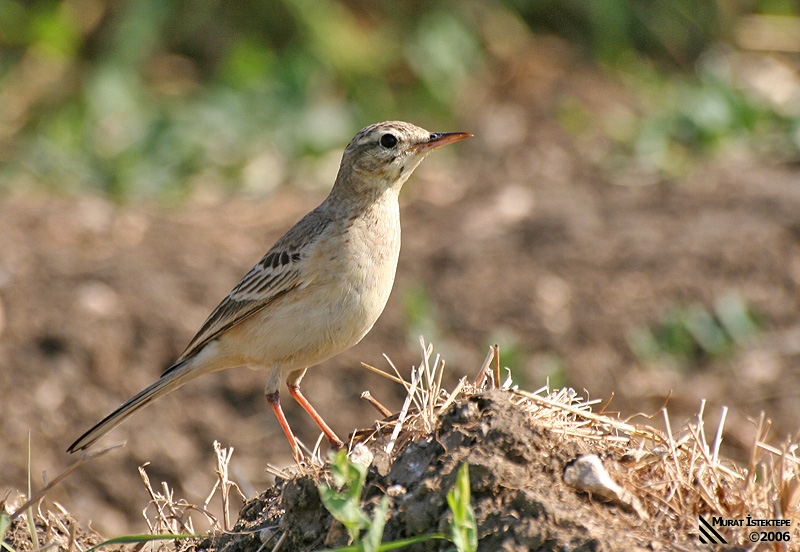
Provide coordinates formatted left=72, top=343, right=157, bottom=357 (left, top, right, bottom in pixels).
left=202, top=391, right=666, bottom=552
left=6, top=377, right=788, bottom=551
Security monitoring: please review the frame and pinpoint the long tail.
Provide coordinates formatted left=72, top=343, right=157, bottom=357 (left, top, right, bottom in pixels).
left=67, top=360, right=196, bottom=453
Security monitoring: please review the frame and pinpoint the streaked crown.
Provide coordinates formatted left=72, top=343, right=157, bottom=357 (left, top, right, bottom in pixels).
left=337, top=121, right=470, bottom=192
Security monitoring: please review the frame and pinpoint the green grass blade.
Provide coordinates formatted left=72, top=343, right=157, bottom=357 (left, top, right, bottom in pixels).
left=25, top=433, right=37, bottom=548
left=376, top=534, right=447, bottom=551
left=447, top=463, right=477, bottom=552
left=318, top=533, right=447, bottom=552
left=84, top=533, right=200, bottom=552
left=361, top=496, right=389, bottom=552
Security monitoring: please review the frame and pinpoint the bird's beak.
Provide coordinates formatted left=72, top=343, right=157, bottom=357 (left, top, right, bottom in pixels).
left=413, top=132, right=472, bottom=153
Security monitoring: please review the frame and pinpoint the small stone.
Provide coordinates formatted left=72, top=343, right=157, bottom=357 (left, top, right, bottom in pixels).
left=563, top=454, right=648, bottom=519
left=348, top=442, right=373, bottom=467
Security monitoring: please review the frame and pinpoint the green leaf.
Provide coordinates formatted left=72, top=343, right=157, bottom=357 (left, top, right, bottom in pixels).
left=447, top=463, right=477, bottom=552
left=317, top=451, right=452, bottom=552
left=319, top=450, right=371, bottom=542
left=319, top=485, right=372, bottom=536
left=330, top=449, right=367, bottom=501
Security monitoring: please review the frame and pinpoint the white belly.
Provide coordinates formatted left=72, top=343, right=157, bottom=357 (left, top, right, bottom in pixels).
left=222, top=193, right=402, bottom=375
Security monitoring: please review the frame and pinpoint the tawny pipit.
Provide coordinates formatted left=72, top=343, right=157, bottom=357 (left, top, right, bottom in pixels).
left=67, top=121, right=470, bottom=462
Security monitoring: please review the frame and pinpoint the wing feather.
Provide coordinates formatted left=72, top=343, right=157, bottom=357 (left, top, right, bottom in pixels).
left=168, top=208, right=332, bottom=369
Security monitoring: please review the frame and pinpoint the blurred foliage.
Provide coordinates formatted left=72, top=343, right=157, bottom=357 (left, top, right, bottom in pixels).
left=598, top=48, right=800, bottom=179
left=0, top=0, right=798, bottom=198
left=530, top=353, right=568, bottom=390
left=402, top=283, right=440, bottom=346
left=486, top=331, right=525, bottom=375
left=627, top=292, right=762, bottom=368
left=0, top=0, right=486, bottom=199
left=510, top=0, right=720, bottom=66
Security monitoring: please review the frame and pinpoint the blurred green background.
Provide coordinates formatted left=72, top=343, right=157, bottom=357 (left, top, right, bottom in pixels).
left=2, top=0, right=799, bottom=200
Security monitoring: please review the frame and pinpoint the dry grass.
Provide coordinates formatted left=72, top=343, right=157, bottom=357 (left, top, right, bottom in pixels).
left=3, top=337, right=799, bottom=551
left=351, top=337, right=800, bottom=545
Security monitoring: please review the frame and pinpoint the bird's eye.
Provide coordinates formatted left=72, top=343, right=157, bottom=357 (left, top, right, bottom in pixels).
left=379, top=134, right=398, bottom=148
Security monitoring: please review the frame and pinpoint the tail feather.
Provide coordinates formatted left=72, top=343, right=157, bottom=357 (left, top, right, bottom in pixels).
left=67, top=361, right=194, bottom=453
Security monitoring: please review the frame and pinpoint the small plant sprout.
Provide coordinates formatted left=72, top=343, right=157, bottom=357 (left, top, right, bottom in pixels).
left=447, top=463, right=478, bottom=552
left=319, top=450, right=373, bottom=544
left=318, top=449, right=471, bottom=552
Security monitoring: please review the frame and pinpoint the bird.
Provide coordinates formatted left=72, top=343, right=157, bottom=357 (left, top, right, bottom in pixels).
left=67, top=121, right=471, bottom=462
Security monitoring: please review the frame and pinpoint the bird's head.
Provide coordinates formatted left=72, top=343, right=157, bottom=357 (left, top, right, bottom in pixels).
left=337, top=121, right=471, bottom=195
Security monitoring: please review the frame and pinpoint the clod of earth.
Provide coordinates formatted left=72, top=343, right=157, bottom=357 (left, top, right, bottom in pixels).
left=199, top=390, right=662, bottom=552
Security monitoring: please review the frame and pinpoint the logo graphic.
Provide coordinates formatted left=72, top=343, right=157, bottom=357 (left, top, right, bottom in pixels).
left=699, top=516, right=727, bottom=545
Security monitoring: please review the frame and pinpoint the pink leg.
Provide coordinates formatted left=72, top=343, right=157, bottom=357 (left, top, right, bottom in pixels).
left=288, top=384, right=344, bottom=450
left=266, top=390, right=304, bottom=463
